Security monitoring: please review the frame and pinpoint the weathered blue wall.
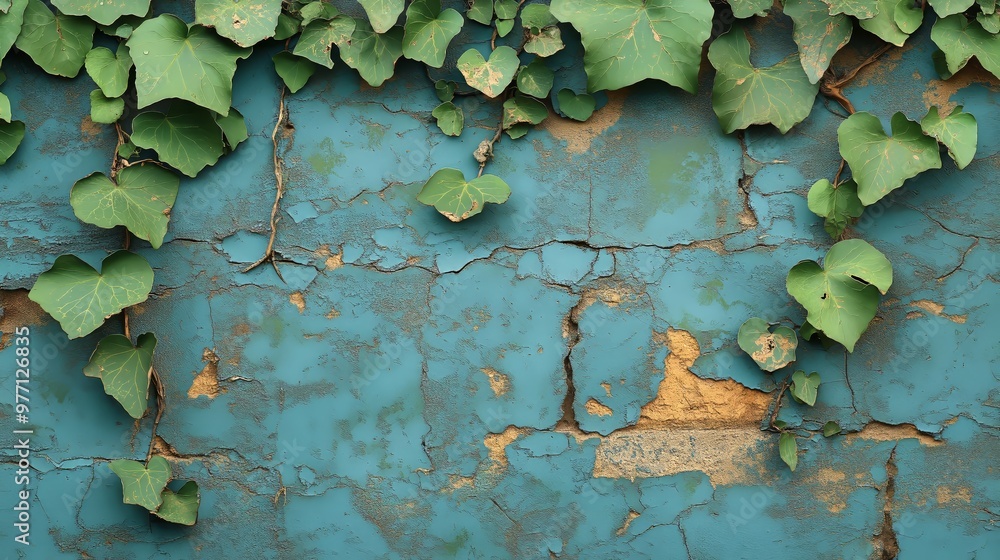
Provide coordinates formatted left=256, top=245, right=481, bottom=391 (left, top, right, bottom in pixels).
left=1, top=6, right=998, bottom=559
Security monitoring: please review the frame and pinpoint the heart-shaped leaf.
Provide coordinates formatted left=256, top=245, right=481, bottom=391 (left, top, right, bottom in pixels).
left=786, top=239, right=893, bottom=352
left=821, top=0, right=879, bottom=18
left=85, top=44, right=133, bottom=98
left=359, top=0, right=404, bottom=33
left=502, top=95, right=547, bottom=129
left=467, top=0, right=493, bottom=25
left=273, top=12, right=299, bottom=39
left=435, top=79, right=455, bottom=102
left=273, top=52, right=317, bottom=94
left=28, top=251, right=154, bottom=339
left=858, top=0, right=923, bottom=46
left=195, top=0, right=281, bottom=47
left=83, top=333, right=156, bottom=418
left=784, top=0, right=853, bottom=84
left=557, top=89, right=596, bottom=122
left=516, top=59, right=554, bottom=98
left=153, top=481, right=200, bottom=525
left=402, top=0, right=463, bottom=68
left=779, top=432, right=798, bottom=471
left=550, top=0, right=713, bottom=93
left=110, top=456, right=171, bottom=511
left=495, top=18, right=514, bottom=37
left=417, top=168, right=511, bottom=221
left=15, top=0, right=95, bottom=78
left=299, top=1, right=338, bottom=27
left=839, top=112, right=942, bottom=205
left=524, top=26, right=563, bottom=57
left=790, top=370, right=821, bottom=406
left=807, top=179, right=864, bottom=239
left=822, top=421, right=841, bottom=437
left=338, top=18, right=404, bottom=87
left=709, top=25, right=819, bottom=134
left=920, top=105, right=977, bottom=169
left=51, top=0, right=149, bottom=26
left=128, top=14, right=251, bottom=115
left=928, top=0, right=976, bottom=17
left=431, top=102, right=463, bottom=136
left=131, top=103, right=225, bottom=177
left=89, top=89, right=124, bottom=124
left=70, top=163, right=180, bottom=247
left=0, top=0, right=27, bottom=64
left=292, top=10, right=355, bottom=68
left=0, top=119, right=24, bottom=164
left=738, top=317, right=798, bottom=372
left=931, top=15, right=1000, bottom=80
left=457, top=46, right=518, bottom=98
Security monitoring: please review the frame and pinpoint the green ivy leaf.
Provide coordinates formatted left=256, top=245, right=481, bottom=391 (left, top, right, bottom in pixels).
left=153, top=481, right=200, bottom=525
left=338, top=19, right=403, bottom=87
left=779, top=432, right=798, bottom=471
left=920, top=105, right=978, bottom=169
left=434, top=79, right=455, bottom=102
left=521, top=4, right=557, bottom=28
left=359, top=0, right=404, bottom=33
left=131, top=103, right=225, bottom=178
left=28, top=251, right=154, bottom=339
left=927, top=0, right=976, bottom=17
left=457, top=46, right=518, bottom=98
left=730, top=0, right=771, bottom=18
left=467, top=0, right=493, bottom=25
left=118, top=140, right=137, bottom=159
left=273, top=12, right=299, bottom=40
left=216, top=108, right=247, bottom=150
left=85, top=44, right=132, bottom=98
left=109, top=456, right=171, bottom=512
left=195, top=0, right=282, bottom=47
left=709, top=26, right=819, bottom=134
left=550, top=0, right=713, bottom=93
left=15, top=0, right=95, bottom=78
left=524, top=26, right=564, bottom=57
left=790, top=370, right=821, bottom=406
left=82, top=333, right=156, bottom=418
left=838, top=112, right=942, bottom=205
left=820, top=0, right=879, bottom=18
left=417, top=168, right=511, bottom=221
left=506, top=123, right=530, bottom=139
left=0, top=91, right=9, bottom=122
left=807, top=179, right=864, bottom=238
left=822, top=421, right=841, bottom=437
left=128, top=14, right=252, bottom=115
left=979, top=11, right=1000, bottom=33
left=0, top=0, right=27, bottom=65
left=931, top=14, right=1000, bottom=80
left=557, top=89, right=596, bottom=121
left=273, top=52, right=316, bottom=94
left=737, top=317, right=798, bottom=372
left=293, top=12, right=356, bottom=69
left=494, top=0, right=518, bottom=19
left=70, top=164, right=179, bottom=247
left=800, top=319, right=836, bottom=348
left=402, top=0, right=463, bottom=68
left=786, top=239, right=893, bottom=352
left=0, top=119, right=24, bottom=164
left=784, top=0, right=853, bottom=84
left=981, top=0, right=997, bottom=14
left=516, top=58, right=554, bottom=98
left=858, top=0, right=923, bottom=46
left=431, top=101, right=463, bottom=136
left=51, top=0, right=149, bottom=26
left=299, top=1, right=339, bottom=27
left=89, top=89, right=124, bottom=124
left=502, top=95, right=547, bottom=129
left=495, top=17, right=514, bottom=37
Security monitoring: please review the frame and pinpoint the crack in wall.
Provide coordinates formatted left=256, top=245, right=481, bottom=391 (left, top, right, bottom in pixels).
left=873, top=447, right=900, bottom=559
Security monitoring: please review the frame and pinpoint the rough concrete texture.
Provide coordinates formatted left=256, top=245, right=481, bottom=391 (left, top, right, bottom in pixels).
left=0, top=7, right=998, bottom=560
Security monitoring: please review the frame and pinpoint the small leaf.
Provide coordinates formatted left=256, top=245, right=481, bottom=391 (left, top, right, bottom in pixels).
left=89, top=89, right=125, bottom=124
left=521, top=4, right=557, bottom=28
left=293, top=12, right=355, bottom=69
left=110, top=456, right=171, bottom=511
left=402, top=0, right=464, bottom=68
left=730, top=0, right=771, bottom=18
left=516, top=58, right=554, bottom=98
left=338, top=18, right=404, bottom=87
left=71, top=163, right=179, bottom=247
left=467, top=0, right=493, bottom=26
left=920, top=105, right=977, bottom=169
left=417, top=168, right=511, bottom=221
left=800, top=320, right=835, bottom=348
left=738, top=317, right=798, bottom=372
left=502, top=95, right=547, bottom=130
left=822, top=421, right=841, bottom=437
left=495, top=18, right=514, bottom=37
left=786, top=239, right=893, bottom=352
left=858, top=0, right=923, bottom=46
left=774, top=420, right=788, bottom=429
left=524, top=26, right=564, bottom=57
left=15, top=0, right=95, bottom=78
left=838, top=112, right=942, bottom=205
left=118, top=141, right=137, bottom=159
left=494, top=0, right=518, bottom=19
left=0, top=119, right=24, bottom=164
left=358, top=0, right=404, bottom=33
left=434, top=79, right=455, bottom=102
left=153, top=481, right=200, bottom=525
left=0, top=91, right=9, bottom=122
left=790, top=370, right=821, bottom=406
left=273, top=51, right=316, bottom=94
left=131, top=103, right=225, bottom=178
left=557, top=89, right=596, bottom=121
left=931, top=14, right=1000, bottom=80
left=784, top=0, right=853, bottom=84
left=83, top=333, right=156, bottom=418
left=85, top=43, right=132, bottom=98
left=779, top=432, right=798, bottom=471
left=273, top=12, right=300, bottom=40
left=807, top=179, right=864, bottom=238
left=299, top=1, right=339, bottom=27
left=28, top=251, right=154, bottom=339
left=51, top=0, right=150, bottom=26
left=216, top=108, right=248, bottom=150
left=505, top=123, right=530, bottom=139
left=195, top=0, right=281, bottom=47
left=431, top=101, right=463, bottom=136
left=457, top=46, right=519, bottom=98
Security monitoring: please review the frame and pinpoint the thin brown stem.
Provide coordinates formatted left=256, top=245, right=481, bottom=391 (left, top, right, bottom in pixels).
left=768, top=380, right=790, bottom=431
left=244, top=85, right=288, bottom=280
left=820, top=44, right=893, bottom=116
left=145, top=368, right=166, bottom=464
left=833, top=158, right=847, bottom=186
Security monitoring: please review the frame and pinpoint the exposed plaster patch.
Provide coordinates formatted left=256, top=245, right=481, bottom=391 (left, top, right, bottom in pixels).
left=326, top=307, right=341, bottom=319
left=616, top=510, right=640, bottom=536
left=80, top=116, right=102, bottom=139
left=601, top=382, right=612, bottom=397
left=936, top=486, right=972, bottom=505
left=481, top=367, right=511, bottom=396
left=289, top=291, right=306, bottom=313
left=0, top=290, right=48, bottom=350
left=585, top=398, right=613, bottom=417
left=810, top=468, right=852, bottom=513
left=188, top=348, right=223, bottom=399
left=541, top=91, right=627, bottom=154
left=483, top=427, right=526, bottom=473
left=849, top=422, right=942, bottom=447
left=908, top=300, right=967, bottom=324
left=922, top=63, right=1000, bottom=113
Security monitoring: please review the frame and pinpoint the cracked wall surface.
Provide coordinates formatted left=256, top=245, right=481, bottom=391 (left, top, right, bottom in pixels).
left=0, top=6, right=998, bottom=559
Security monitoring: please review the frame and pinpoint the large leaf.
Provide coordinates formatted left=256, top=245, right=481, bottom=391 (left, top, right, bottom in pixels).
left=838, top=112, right=942, bottom=205
left=293, top=11, right=355, bottom=68
left=431, top=101, right=463, bottom=136
left=858, top=0, right=923, bottom=46
left=550, top=0, right=713, bottom=93
left=784, top=0, right=853, bottom=84
left=820, top=0, right=879, bottom=18
left=154, top=481, right=200, bottom=525
left=85, top=43, right=132, bottom=98
left=709, top=26, right=819, bottom=134
left=28, top=251, right=154, bottom=339
left=931, top=15, right=1000, bottom=80
left=402, top=0, right=463, bottom=68
left=920, top=105, right=977, bottom=169
left=417, top=168, right=511, bottom=221
left=15, top=0, right=95, bottom=78
left=195, top=0, right=281, bottom=47
left=127, top=14, right=251, bottom=115
left=0, top=119, right=24, bottom=164
left=338, top=18, right=403, bottom=87
left=807, top=178, right=864, bottom=238
left=359, top=0, right=404, bottom=33
left=0, top=0, right=27, bottom=65
left=130, top=103, right=225, bottom=178
left=457, top=46, right=518, bottom=98
left=790, top=370, right=821, bottom=406
left=89, top=89, right=125, bottom=123
left=730, top=0, right=771, bottom=18
left=786, top=239, right=893, bottom=352
left=779, top=432, right=798, bottom=471
left=51, top=0, right=149, bottom=26
left=83, top=333, right=156, bottom=418
left=109, top=456, right=171, bottom=511
left=927, top=0, right=976, bottom=17
left=272, top=51, right=317, bottom=93
left=70, top=164, right=180, bottom=248
left=737, top=317, right=798, bottom=372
